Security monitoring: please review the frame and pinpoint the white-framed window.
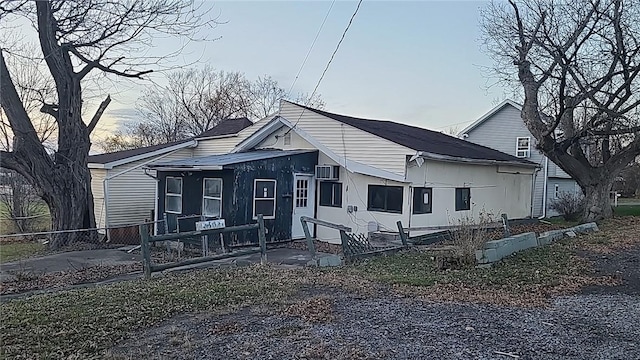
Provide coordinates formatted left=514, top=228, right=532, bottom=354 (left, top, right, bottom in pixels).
left=165, top=176, right=182, bottom=214
left=516, top=137, right=531, bottom=158
left=253, top=179, right=276, bottom=219
left=554, top=184, right=560, bottom=198
left=202, top=178, right=222, bottom=218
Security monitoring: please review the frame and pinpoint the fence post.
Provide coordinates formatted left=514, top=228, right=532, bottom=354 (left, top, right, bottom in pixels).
left=501, top=213, right=511, bottom=237
left=139, top=224, right=152, bottom=279
left=396, top=221, right=408, bottom=247
left=301, top=217, right=316, bottom=258
left=257, top=214, right=267, bottom=264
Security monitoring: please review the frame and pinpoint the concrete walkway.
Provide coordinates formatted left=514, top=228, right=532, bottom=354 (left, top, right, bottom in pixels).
left=0, top=249, right=141, bottom=275
left=0, top=247, right=328, bottom=279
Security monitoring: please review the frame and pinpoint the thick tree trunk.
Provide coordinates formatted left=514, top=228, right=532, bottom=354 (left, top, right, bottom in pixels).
left=582, top=180, right=614, bottom=222
left=43, top=164, right=95, bottom=249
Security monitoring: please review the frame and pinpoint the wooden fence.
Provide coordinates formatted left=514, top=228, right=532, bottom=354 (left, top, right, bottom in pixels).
left=139, top=214, right=267, bottom=279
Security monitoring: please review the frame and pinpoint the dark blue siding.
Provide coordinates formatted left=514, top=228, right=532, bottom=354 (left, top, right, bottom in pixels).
left=156, top=151, right=318, bottom=244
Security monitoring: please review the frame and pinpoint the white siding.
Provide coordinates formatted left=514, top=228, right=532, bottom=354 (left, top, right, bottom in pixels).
left=547, top=162, right=572, bottom=178
left=193, top=117, right=268, bottom=157
left=105, top=148, right=193, bottom=227
left=406, top=160, right=533, bottom=234
left=279, top=102, right=413, bottom=176
left=314, top=154, right=411, bottom=244
left=90, top=168, right=107, bottom=229
left=463, top=105, right=546, bottom=216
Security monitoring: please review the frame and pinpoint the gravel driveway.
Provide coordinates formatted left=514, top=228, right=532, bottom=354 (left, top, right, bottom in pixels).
left=109, top=290, right=640, bottom=360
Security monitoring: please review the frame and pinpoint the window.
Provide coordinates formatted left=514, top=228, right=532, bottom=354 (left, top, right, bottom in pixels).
left=254, top=179, right=276, bottom=219
left=319, top=182, right=342, bottom=207
left=554, top=184, right=560, bottom=198
left=455, top=187, right=471, bottom=211
left=412, top=187, right=432, bottom=214
left=202, top=178, right=222, bottom=218
left=367, top=185, right=403, bottom=213
left=283, top=132, right=291, bottom=145
left=165, top=177, right=182, bottom=214
left=516, top=137, right=531, bottom=158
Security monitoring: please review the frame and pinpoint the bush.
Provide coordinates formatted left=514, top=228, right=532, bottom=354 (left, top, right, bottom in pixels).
left=445, top=211, right=495, bottom=268
left=549, top=192, right=585, bottom=221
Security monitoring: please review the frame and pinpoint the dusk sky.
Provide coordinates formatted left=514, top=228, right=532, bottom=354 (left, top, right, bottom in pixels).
left=97, top=0, right=514, bottom=139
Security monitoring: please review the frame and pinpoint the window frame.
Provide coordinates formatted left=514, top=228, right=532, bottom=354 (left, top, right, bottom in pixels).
left=554, top=184, right=560, bottom=198
left=319, top=181, right=343, bottom=208
left=455, top=187, right=471, bottom=211
left=253, top=179, right=277, bottom=220
left=283, top=132, right=292, bottom=146
left=515, top=136, right=531, bottom=158
left=367, top=185, right=404, bottom=214
left=165, top=176, right=183, bottom=214
left=412, top=187, right=433, bottom=214
left=202, top=178, right=223, bottom=218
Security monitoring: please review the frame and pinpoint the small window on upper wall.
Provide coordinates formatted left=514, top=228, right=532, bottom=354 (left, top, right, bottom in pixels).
left=319, top=182, right=342, bottom=207
left=516, top=137, right=531, bottom=158
left=412, top=187, right=432, bottom=214
left=254, top=179, right=276, bottom=219
left=165, top=176, right=182, bottom=214
left=554, top=184, right=560, bottom=198
left=283, top=132, right=291, bottom=145
left=367, top=185, right=403, bottom=213
left=455, top=187, right=471, bottom=211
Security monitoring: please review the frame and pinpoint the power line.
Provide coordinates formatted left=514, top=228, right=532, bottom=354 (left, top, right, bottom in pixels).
left=287, top=0, right=336, bottom=97
left=285, top=0, right=364, bottom=134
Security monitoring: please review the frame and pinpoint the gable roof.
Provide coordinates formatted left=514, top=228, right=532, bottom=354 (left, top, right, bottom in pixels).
left=289, top=102, right=534, bottom=166
left=89, top=118, right=254, bottom=167
left=88, top=139, right=196, bottom=168
left=458, top=99, right=522, bottom=136
left=195, top=117, right=253, bottom=139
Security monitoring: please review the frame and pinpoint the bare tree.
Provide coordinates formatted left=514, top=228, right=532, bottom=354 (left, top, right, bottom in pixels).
left=481, top=0, right=640, bottom=221
left=0, top=170, right=48, bottom=234
left=0, top=0, right=215, bottom=248
left=102, top=68, right=325, bottom=151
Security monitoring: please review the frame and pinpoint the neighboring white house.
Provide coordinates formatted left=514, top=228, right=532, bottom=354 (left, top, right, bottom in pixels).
left=458, top=100, right=581, bottom=218
left=232, top=100, right=538, bottom=243
left=88, top=117, right=266, bottom=238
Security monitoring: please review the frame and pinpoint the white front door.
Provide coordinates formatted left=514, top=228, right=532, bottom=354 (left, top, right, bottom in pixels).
left=291, top=174, right=315, bottom=239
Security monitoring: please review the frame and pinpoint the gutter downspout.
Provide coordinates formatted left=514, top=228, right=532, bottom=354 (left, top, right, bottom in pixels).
left=539, top=157, right=549, bottom=219
left=103, top=177, right=110, bottom=242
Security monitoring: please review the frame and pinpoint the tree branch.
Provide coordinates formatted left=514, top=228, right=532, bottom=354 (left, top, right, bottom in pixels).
left=87, top=95, right=111, bottom=134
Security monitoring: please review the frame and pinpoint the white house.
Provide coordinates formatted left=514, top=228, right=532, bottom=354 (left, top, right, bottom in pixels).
left=227, top=101, right=539, bottom=243
left=88, top=117, right=267, bottom=239
left=458, top=100, right=581, bottom=218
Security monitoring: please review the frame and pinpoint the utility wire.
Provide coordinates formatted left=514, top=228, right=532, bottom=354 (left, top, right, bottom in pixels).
left=284, top=0, right=364, bottom=135
left=287, top=0, right=336, bottom=97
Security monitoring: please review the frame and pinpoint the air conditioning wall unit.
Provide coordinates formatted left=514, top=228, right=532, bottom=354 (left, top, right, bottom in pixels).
left=315, top=165, right=340, bottom=181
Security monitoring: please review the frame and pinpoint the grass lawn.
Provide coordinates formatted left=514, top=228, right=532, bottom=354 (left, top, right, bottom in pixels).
left=1, top=217, right=636, bottom=359
left=614, top=205, right=640, bottom=216
left=0, top=242, right=46, bottom=264
left=0, top=200, right=50, bottom=235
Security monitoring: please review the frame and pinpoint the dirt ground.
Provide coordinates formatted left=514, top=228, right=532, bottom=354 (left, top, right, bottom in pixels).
left=108, top=239, right=640, bottom=360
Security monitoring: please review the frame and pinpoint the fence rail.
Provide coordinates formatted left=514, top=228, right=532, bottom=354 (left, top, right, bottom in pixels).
left=139, top=214, right=267, bottom=279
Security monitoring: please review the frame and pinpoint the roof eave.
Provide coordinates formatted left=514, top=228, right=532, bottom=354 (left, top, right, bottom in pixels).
left=89, top=140, right=197, bottom=168
left=417, top=151, right=539, bottom=169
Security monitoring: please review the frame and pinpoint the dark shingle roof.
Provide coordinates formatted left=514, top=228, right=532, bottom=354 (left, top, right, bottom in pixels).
left=89, top=118, right=253, bottom=165
left=296, top=104, right=535, bottom=165
left=88, top=139, right=193, bottom=165
left=195, top=118, right=253, bottom=138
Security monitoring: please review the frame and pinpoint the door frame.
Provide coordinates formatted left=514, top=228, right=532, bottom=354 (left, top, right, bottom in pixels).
left=291, top=173, right=316, bottom=239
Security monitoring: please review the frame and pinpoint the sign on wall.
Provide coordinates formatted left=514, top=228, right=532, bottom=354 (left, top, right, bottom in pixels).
left=195, top=219, right=226, bottom=231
